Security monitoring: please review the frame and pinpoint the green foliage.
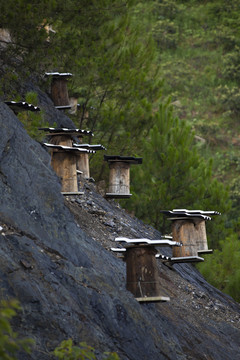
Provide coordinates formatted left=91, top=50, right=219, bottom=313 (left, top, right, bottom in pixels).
left=1, top=0, right=162, bottom=155
left=0, top=299, right=34, bottom=359
left=151, top=0, right=240, bottom=240
left=66, top=0, right=161, bottom=154
left=124, top=101, right=231, bottom=245
left=198, top=234, right=240, bottom=302
left=153, top=18, right=179, bottom=50
left=218, top=85, right=240, bottom=117
left=152, top=0, right=180, bottom=49
left=222, top=46, right=240, bottom=82
left=53, top=339, right=119, bottom=360
left=0, top=71, right=20, bottom=99
left=0, top=0, right=57, bottom=76
left=17, top=91, right=49, bottom=140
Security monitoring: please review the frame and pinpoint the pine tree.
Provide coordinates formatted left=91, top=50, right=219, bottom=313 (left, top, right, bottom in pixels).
left=124, top=101, right=231, bottom=247
left=0, top=0, right=162, bottom=156
left=198, top=234, right=240, bottom=302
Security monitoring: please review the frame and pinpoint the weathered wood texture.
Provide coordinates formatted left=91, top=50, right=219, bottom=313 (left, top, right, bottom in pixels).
left=51, top=151, right=78, bottom=192
left=108, top=162, right=130, bottom=194
left=51, top=78, right=70, bottom=106
left=77, top=153, right=90, bottom=179
left=126, top=246, right=160, bottom=298
left=69, top=97, right=78, bottom=114
left=172, top=219, right=208, bottom=257
left=49, top=135, right=73, bottom=147
left=194, top=219, right=208, bottom=252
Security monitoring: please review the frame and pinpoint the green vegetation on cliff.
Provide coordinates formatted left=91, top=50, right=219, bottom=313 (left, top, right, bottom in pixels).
left=0, top=300, right=33, bottom=359
left=153, top=0, right=240, bottom=216
left=0, top=0, right=240, bottom=301
left=147, top=0, right=240, bottom=301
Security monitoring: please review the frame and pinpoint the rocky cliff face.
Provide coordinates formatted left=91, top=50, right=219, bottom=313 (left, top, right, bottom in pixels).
left=0, top=100, right=240, bottom=360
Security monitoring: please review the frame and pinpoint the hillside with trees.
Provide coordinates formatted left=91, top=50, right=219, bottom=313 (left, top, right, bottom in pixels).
left=0, top=0, right=239, bottom=304
left=137, top=0, right=240, bottom=301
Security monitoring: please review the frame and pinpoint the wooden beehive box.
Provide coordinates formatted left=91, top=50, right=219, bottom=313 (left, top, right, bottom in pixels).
left=45, top=72, right=72, bottom=106
left=160, top=209, right=220, bottom=257
left=44, top=144, right=79, bottom=193
left=112, top=237, right=181, bottom=302
left=126, top=246, right=160, bottom=298
left=104, top=155, right=142, bottom=198
left=73, top=144, right=106, bottom=179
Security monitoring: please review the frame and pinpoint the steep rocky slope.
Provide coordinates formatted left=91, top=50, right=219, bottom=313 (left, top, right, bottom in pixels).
left=0, top=100, right=240, bottom=360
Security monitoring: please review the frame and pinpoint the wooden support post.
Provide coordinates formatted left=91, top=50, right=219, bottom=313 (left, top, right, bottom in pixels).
left=50, top=150, right=78, bottom=193
left=126, top=246, right=160, bottom=298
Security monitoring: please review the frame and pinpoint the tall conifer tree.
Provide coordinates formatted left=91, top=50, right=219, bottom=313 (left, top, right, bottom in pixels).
left=125, top=101, right=231, bottom=246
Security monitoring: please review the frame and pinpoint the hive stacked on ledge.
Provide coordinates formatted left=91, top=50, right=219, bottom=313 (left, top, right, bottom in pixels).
left=39, top=127, right=106, bottom=194
left=114, top=209, right=220, bottom=302
left=160, top=209, right=220, bottom=260
left=73, top=143, right=106, bottom=179
left=45, top=72, right=72, bottom=107
left=111, top=236, right=181, bottom=302
left=104, top=155, right=142, bottom=199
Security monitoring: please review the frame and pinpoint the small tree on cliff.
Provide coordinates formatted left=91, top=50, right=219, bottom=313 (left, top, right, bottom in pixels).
left=0, top=300, right=34, bottom=359
left=198, top=233, right=240, bottom=302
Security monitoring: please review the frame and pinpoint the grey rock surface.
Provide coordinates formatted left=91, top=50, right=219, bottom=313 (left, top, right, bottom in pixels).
left=0, top=100, right=240, bottom=360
